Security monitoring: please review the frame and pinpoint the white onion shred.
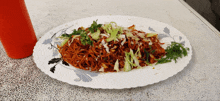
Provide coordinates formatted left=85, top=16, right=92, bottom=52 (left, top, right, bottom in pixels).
left=101, top=39, right=110, bottom=53
left=119, top=35, right=126, bottom=45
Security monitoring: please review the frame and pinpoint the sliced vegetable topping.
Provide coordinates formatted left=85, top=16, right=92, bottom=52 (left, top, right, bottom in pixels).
left=80, top=31, right=93, bottom=46
left=102, top=22, right=123, bottom=42
left=89, top=20, right=102, bottom=33
left=91, top=29, right=101, bottom=40
left=114, top=59, right=120, bottom=72
left=124, top=52, right=132, bottom=72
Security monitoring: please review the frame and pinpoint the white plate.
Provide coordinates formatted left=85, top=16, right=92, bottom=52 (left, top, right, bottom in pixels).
left=33, top=15, right=192, bottom=89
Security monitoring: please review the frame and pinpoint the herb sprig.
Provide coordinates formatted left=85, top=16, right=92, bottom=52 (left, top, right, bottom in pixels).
left=61, top=20, right=102, bottom=46
left=61, top=29, right=83, bottom=38
left=80, top=32, right=93, bottom=46
left=156, top=42, right=189, bottom=64
left=89, top=20, right=102, bottom=33
left=143, top=45, right=155, bottom=63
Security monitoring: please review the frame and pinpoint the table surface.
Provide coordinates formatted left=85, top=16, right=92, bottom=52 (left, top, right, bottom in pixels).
left=1, top=0, right=220, bottom=100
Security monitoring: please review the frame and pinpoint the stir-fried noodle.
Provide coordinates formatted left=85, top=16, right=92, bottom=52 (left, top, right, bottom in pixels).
left=58, top=22, right=166, bottom=72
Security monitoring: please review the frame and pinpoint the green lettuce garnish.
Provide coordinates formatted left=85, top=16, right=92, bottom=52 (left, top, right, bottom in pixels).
left=146, top=33, right=158, bottom=37
left=130, top=49, right=141, bottom=69
left=91, top=29, right=100, bottom=40
left=102, top=22, right=123, bottom=42
left=124, top=52, right=132, bottom=72
left=124, top=49, right=142, bottom=72
left=114, top=59, right=120, bottom=72
left=61, top=38, right=69, bottom=46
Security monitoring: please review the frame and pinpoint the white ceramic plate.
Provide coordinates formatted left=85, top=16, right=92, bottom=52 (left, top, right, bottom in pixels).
left=33, top=15, right=192, bottom=89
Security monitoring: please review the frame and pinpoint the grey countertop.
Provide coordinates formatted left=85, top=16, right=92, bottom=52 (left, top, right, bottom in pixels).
left=0, top=0, right=220, bottom=100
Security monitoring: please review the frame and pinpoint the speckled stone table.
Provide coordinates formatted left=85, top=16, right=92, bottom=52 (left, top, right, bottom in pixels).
left=0, top=0, right=220, bottom=100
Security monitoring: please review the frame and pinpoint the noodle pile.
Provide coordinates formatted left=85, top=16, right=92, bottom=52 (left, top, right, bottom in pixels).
left=58, top=23, right=166, bottom=72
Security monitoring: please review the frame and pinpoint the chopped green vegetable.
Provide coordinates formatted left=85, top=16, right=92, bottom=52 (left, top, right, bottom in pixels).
left=149, top=45, right=152, bottom=49
left=106, top=28, right=120, bottom=42
left=60, top=20, right=101, bottom=46
left=89, top=20, right=102, bottom=33
left=61, top=29, right=84, bottom=38
left=145, top=61, right=153, bottom=66
left=61, top=38, right=69, bottom=46
left=126, top=32, right=133, bottom=38
left=143, top=45, right=156, bottom=63
left=151, top=49, right=156, bottom=54
left=68, top=35, right=80, bottom=45
left=99, top=67, right=104, bottom=72
left=114, top=59, right=120, bottom=72
left=60, top=28, right=93, bottom=46
left=130, top=49, right=141, bottom=68
left=102, top=22, right=123, bottom=42
left=124, top=59, right=131, bottom=72
left=144, top=48, right=150, bottom=63
left=61, top=33, right=71, bottom=38
left=124, top=49, right=142, bottom=72
left=156, top=42, right=189, bottom=64
left=135, top=47, right=141, bottom=58
left=58, top=35, right=70, bottom=46
left=146, top=33, right=158, bottom=37
left=80, top=31, right=93, bottom=46
left=91, top=29, right=100, bottom=40
left=126, top=32, right=140, bottom=41
left=124, top=52, right=131, bottom=72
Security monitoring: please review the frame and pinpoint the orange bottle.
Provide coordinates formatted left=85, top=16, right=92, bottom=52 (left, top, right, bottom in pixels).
left=0, top=0, right=37, bottom=59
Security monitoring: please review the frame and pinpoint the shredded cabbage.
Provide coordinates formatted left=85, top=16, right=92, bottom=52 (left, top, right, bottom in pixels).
left=91, top=29, right=100, bottom=40
left=114, top=59, right=120, bottom=72
left=135, top=47, right=141, bottom=58
left=124, top=52, right=131, bottom=72
left=124, top=49, right=142, bottom=71
left=146, top=33, right=158, bottom=38
left=130, top=49, right=141, bottom=68
left=126, top=32, right=133, bottom=38
left=61, top=38, right=69, bottom=46
left=102, top=22, right=123, bottom=42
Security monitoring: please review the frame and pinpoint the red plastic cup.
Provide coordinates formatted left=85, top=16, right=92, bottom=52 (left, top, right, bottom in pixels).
left=0, top=0, right=37, bottom=59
